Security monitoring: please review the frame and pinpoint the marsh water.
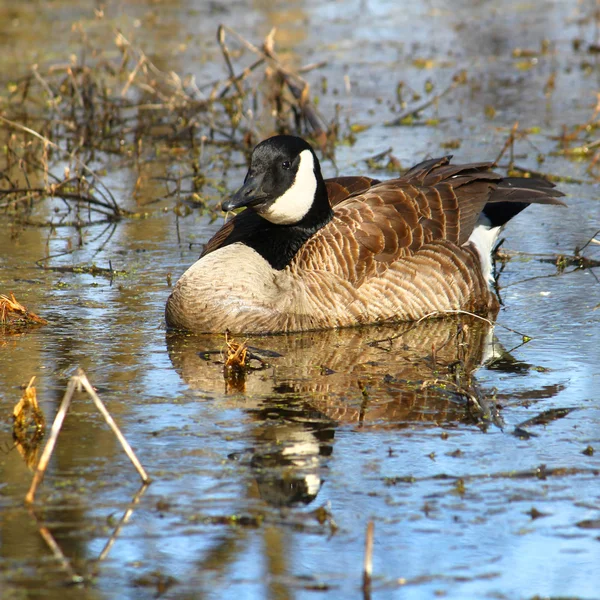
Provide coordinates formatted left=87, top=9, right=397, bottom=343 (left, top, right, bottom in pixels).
left=2, top=1, right=600, bottom=599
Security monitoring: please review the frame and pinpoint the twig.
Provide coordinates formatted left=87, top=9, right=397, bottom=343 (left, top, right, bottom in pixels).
left=67, top=66, right=85, bottom=108
left=25, top=376, right=78, bottom=504
left=217, top=25, right=329, bottom=137
left=0, top=187, right=122, bottom=216
left=0, top=116, right=120, bottom=214
left=262, top=29, right=328, bottom=136
left=217, top=25, right=245, bottom=98
left=217, top=56, right=265, bottom=100
left=493, top=121, right=519, bottom=167
left=413, top=309, right=531, bottom=339
left=500, top=267, right=591, bottom=289
left=77, top=371, right=149, bottom=482
left=578, top=229, right=600, bottom=253
left=384, top=74, right=464, bottom=127
left=363, top=520, right=374, bottom=595
left=121, top=54, right=146, bottom=97
left=31, top=64, right=56, bottom=100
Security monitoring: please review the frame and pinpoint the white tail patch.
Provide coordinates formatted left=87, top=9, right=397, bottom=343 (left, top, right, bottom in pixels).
left=260, top=149, right=317, bottom=225
left=466, top=214, right=502, bottom=287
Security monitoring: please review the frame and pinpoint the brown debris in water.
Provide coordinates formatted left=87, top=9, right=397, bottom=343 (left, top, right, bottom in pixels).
left=224, top=333, right=249, bottom=393
left=0, top=292, right=47, bottom=330
left=13, top=377, right=46, bottom=469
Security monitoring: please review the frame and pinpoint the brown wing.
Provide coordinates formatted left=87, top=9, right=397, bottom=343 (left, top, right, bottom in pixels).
left=201, top=218, right=234, bottom=257
left=295, top=156, right=564, bottom=286
left=325, top=176, right=380, bottom=207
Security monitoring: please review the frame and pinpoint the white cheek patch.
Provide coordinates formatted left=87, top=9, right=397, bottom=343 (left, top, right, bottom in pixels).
left=260, top=149, right=317, bottom=225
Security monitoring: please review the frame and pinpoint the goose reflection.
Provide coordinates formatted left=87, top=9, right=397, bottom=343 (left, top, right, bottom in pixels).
left=166, top=315, right=503, bottom=507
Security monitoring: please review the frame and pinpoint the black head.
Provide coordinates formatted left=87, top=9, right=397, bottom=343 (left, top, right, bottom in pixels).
left=215, top=136, right=333, bottom=270
left=222, top=135, right=330, bottom=226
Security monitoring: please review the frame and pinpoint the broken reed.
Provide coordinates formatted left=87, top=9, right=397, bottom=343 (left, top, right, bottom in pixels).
left=26, top=368, right=149, bottom=505
left=13, top=377, right=46, bottom=470
left=0, top=292, right=47, bottom=330
left=0, top=25, right=332, bottom=227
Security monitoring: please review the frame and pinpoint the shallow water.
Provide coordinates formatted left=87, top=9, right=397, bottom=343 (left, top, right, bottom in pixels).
left=1, top=1, right=600, bottom=599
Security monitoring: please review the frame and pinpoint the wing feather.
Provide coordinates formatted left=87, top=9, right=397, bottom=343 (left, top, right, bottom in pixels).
left=294, top=157, right=564, bottom=286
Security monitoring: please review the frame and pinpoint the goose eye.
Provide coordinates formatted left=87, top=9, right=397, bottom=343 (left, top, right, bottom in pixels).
left=282, top=160, right=291, bottom=170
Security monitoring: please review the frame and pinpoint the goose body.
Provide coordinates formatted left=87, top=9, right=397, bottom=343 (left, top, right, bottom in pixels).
left=166, top=136, right=564, bottom=334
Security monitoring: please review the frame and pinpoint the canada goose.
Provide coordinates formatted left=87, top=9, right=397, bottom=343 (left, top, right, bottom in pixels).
left=166, top=135, right=565, bottom=334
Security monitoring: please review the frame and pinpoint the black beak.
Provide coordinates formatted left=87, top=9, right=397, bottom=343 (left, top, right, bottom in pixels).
left=222, top=172, right=269, bottom=212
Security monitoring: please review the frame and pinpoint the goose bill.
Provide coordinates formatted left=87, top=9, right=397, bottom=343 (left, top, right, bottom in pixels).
left=222, top=172, right=269, bottom=211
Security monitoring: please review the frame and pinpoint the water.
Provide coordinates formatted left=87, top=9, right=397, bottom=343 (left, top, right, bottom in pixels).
left=1, top=1, right=599, bottom=599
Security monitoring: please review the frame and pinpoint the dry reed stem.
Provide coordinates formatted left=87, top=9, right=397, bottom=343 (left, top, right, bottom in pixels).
left=217, top=25, right=329, bottom=141
left=261, top=29, right=328, bottom=140
left=363, top=520, right=374, bottom=592
left=25, top=376, right=77, bottom=504
left=225, top=334, right=248, bottom=369
left=0, top=115, right=120, bottom=214
left=494, top=121, right=520, bottom=167
left=13, top=377, right=46, bottom=469
left=25, top=368, right=150, bottom=505
left=384, top=72, right=466, bottom=127
left=217, top=25, right=246, bottom=99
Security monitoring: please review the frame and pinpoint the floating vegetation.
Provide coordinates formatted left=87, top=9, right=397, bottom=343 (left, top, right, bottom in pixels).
left=0, top=292, right=47, bottom=330
left=190, top=332, right=272, bottom=393
left=224, top=333, right=249, bottom=393
left=35, top=260, right=127, bottom=278
left=550, top=93, right=600, bottom=179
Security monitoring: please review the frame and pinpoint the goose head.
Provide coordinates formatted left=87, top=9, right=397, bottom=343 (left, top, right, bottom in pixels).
left=222, top=135, right=331, bottom=226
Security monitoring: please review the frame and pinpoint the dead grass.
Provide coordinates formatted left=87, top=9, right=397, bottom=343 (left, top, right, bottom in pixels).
left=0, top=23, right=333, bottom=233
left=13, top=377, right=46, bottom=470
left=0, top=292, right=47, bottom=330
left=224, top=333, right=249, bottom=393
left=225, top=334, right=248, bottom=370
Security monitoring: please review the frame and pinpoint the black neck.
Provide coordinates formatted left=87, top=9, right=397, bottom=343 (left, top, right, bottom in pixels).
left=245, top=178, right=333, bottom=269
left=209, top=178, right=333, bottom=270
